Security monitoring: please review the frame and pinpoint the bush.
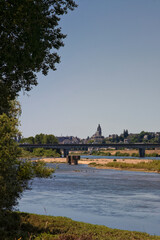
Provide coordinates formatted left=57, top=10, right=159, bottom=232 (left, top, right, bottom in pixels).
left=146, top=153, right=159, bottom=157
left=131, top=153, right=139, bottom=157
left=105, top=152, right=111, bottom=156
left=0, top=114, right=54, bottom=213
left=33, top=148, right=45, bottom=157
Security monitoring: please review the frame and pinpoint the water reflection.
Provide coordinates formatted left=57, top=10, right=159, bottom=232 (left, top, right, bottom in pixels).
left=18, top=163, right=160, bottom=235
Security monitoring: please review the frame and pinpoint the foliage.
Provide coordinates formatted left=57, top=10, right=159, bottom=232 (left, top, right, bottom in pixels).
left=106, top=160, right=160, bottom=172
left=0, top=212, right=160, bottom=240
left=115, top=151, right=130, bottom=157
left=21, top=133, right=58, bottom=144
left=33, top=148, right=60, bottom=157
left=0, top=0, right=77, bottom=230
left=108, top=135, right=120, bottom=143
left=45, top=149, right=60, bottom=158
left=0, top=0, right=77, bottom=112
left=105, top=130, right=160, bottom=144
left=105, top=152, right=112, bottom=156
left=131, top=152, right=159, bottom=157
left=0, top=113, right=20, bottom=211
left=19, top=148, right=33, bottom=158
left=0, top=113, right=54, bottom=213
left=32, top=161, right=54, bottom=178
left=123, top=129, right=129, bottom=138
left=88, top=150, right=160, bottom=158
left=89, top=160, right=160, bottom=173
left=145, top=153, right=159, bottom=157
left=20, top=148, right=61, bottom=158
left=91, top=150, right=131, bottom=157
left=131, top=153, right=139, bottom=157
left=91, top=151, right=111, bottom=156
left=20, top=136, right=35, bottom=144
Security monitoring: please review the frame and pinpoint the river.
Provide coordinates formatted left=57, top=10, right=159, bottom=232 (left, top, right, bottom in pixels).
left=18, top=162, right=160, bottom=236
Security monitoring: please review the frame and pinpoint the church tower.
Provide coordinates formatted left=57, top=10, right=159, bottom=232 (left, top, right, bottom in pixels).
left=97, top=124, right=102, bottom=136
left=91, top=124, right=104, bottom=143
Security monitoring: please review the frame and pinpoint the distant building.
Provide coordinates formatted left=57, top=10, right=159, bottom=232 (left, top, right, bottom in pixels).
left=143, top=135, right=148, bottom=140
left=91, top=124, right=104, bottom=143
left=57, top=136, right=80, bottom=144
left=124, top=139, right=130, bottom=143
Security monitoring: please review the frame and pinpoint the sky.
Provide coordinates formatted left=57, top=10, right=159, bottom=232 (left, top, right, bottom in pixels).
left=19, top=0, right=160, bottom=139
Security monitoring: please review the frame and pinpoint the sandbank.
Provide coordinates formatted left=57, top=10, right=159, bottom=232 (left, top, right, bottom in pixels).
left=39, top=157, right=151, bottom=165
left=37, top=157, right=157, bottom=173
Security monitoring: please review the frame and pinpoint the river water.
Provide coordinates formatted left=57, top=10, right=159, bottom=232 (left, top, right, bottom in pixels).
left=18, top=162, right=160, bottom=236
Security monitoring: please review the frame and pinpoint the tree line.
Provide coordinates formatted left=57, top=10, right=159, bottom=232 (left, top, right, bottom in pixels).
left=106, top=130, right=160, bottom=143
left=20, top=133, right=58, bottom=145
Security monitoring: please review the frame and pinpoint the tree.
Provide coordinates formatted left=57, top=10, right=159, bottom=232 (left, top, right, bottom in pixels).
left=123, top=129, right=129, bottom=138
left=20, top=136, right=35, bottom=144
left=35, top=133, right=45, bottom=144
left=23, top=133, right=58, bottom=144
left=0, top=112, right=54, bottom=213
left=0, top=1, right=77, bottom=214
left=43, top=134, right=58, bottom=144
left=0, top=0, right=77, bottom=113
left=138, top=131, right=146, bottom=142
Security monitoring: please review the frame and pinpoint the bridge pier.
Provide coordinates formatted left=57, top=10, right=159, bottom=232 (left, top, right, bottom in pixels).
left=63, top=149, right=69, bottom=157
left=66, top=155, right=80, bottom=165
left=139, top=148, right=145, bottom=158
left=66, top=155, right=71, bottom=165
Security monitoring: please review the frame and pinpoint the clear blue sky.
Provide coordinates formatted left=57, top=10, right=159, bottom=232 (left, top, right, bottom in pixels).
left=19, top=0, right=160, bottom=138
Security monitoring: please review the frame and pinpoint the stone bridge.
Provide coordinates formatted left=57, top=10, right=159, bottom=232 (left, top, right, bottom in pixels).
left=19, top=143, right=160, bottom=158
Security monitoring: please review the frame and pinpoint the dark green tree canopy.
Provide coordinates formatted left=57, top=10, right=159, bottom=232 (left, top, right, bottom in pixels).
left=0, top=112, right=55, bottom=212
left=0, top=0, right=77, bottom=106
left=0, top=1, right=77, bottom=214
left=21, top=133, right=58, bottom=144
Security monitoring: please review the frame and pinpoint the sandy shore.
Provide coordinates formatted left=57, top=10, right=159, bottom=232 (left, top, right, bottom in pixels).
left=36, top=157, right=156, bottom=173
left=39, top=157, right=151, bottom=165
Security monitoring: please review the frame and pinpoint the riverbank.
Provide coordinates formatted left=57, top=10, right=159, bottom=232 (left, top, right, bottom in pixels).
left=2, top=212, right=160, bottom=240
left=38, top=157, right=160, bottom=173
left=72, top=149, right=160, bottom=157
left=39, top=157, right=151, bottom=165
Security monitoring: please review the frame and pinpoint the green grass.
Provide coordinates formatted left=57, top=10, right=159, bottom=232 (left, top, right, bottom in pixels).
left=89, top=160, right=160, bottom=172
left=1, top=212, right=160, bottom=240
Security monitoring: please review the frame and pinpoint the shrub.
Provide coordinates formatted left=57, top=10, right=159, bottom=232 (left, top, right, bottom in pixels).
left=0, top=114, right=54, bottom=214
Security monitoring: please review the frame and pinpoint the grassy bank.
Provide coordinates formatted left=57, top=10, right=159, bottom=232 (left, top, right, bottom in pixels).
left=1, top=212, right=160, bottom=240
left=89, top=160, right=160, bottom=172
left=90, top=150, right=160, bottom=157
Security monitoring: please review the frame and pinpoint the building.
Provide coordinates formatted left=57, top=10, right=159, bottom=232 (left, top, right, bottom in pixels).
left=57, top=136, right=80, bottom=144
left=91, top=124, right=104, bottom=143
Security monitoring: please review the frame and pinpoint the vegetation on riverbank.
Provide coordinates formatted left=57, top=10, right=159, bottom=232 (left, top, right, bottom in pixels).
left=89, top=150, right=160, bottom=157
left=0, top=111, right=55, bottom=221
left=89, top=160, right=160, bottom=172
left=20, top=134, right=58, bottom=145
left=1, top=212, right=160, bottom=240
left=20, top=148, right=61, bottom=158
left=20, top=148, right=160, bottom=159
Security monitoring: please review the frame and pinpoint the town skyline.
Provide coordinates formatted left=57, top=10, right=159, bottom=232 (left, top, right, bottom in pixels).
left=21, top=124, right=160, bottom=145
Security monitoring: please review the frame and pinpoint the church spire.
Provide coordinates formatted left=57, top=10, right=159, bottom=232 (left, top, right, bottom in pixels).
left=97, top=124, right=102, bottom=136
